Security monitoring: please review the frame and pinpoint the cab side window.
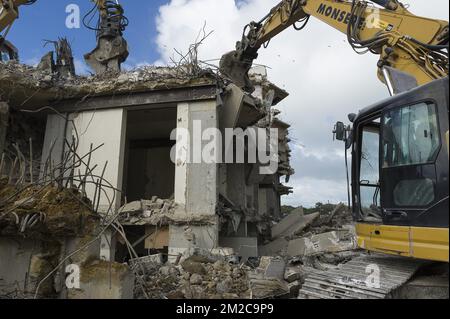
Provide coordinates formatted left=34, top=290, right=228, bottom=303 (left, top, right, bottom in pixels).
left=383, top=102, right=440, bottom=168
left=382, top=102, right=440, bottom=207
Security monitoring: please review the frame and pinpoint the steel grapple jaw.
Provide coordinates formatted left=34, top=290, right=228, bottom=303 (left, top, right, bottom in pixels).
left=219, top=50, right=256, bottom=93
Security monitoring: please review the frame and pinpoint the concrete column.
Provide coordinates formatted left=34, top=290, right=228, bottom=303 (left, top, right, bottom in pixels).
left=174, top=100, right=218, bottom=215
left=226, top=163, right=246, bottom=209
left=170, top=100, right=219, bottom=260
left=174, top=103, right=189, bottom=207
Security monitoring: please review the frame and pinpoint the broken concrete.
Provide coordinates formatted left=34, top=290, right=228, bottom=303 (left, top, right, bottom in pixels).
left=258, top=256, right=286, bottom=280
left=287, top=230, right=357, bottom=257
left=259, top=237, right=289, bottom=257
left=271, top=209, right=320, bottom=240
left=249, top=278, right=289, bottom=299
left=219, top=237, right=258, bottom=262
left=132, top=254, right=251, bottom=299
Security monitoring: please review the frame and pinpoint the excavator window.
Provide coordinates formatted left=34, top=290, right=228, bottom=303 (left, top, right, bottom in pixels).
left=382, top=102, right=440, bottom=168
left=359, top=122, right=382, bottom=221
left=381, top=102, right=440, bottom=207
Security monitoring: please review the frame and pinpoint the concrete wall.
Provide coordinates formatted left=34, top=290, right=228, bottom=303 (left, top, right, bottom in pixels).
left=0, top=238, right=38, bottom=296
left=71, top=109, right=127, bottom=214
left=41, top=109, right=127, bottom=213
left=170, top=100, right=219, bottom=260
left=41, top=109, right=127, bottom=262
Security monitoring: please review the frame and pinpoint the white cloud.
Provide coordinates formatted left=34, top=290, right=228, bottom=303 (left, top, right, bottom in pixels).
left=23, top=57, right=41, bottom=67
left=283, top=177, right=350, bottom=207
left=155, top=0, right=449, bottom=207
left=74, top=59, right=90, bottom=76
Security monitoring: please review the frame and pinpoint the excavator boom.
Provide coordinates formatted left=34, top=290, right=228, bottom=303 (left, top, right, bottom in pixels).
left=1, top=0, right=129, bottom=73
left=220, top=0, right=449, bottom=93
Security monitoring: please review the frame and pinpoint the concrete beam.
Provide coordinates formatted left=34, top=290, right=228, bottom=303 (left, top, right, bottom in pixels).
left=51, top=85, right=217, bottom=113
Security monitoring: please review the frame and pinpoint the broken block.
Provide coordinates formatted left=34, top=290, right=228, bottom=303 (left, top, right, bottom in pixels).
left=284, top=266, right=306, bottom=283
left=259, top=237, right=288, bottom=257
left=287, top=231, right=356, bottom=257
left=271, top=210, right=319, bottom=240
left=259, top=257, right=286, bottom=280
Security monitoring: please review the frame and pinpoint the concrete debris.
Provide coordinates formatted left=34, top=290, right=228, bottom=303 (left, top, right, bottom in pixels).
left=259, top=237, right=289, bottom=257
left=284, top=265, right=307, bottom=284
left=129, top=254, right=165, bottom=273
left=271, top=208, right=319, bottom=240
left=118, top=198, right=218, bottom=226
left=0, top=183, right=98, bottom=238
left=249, top=278, right=289, bottom=299
left=133, top=256, right=251, bottom=300
left=119, top=198, right=177, bottom=226
left=0, top=61, right=217, bottom=109
left=258, top=256, right=286, bottom=280
left=287, top=230, right=357, bottom=257
left=219, top=237, right=258, bottom=263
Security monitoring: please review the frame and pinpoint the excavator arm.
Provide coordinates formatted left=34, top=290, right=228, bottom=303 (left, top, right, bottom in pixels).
left=1, top=0, right=129, bottom=73
left=0, top=0, right=36, bottom=61
left=84, top=0, right=129, bottom=74
left=0, top=0, right=35, bottom=34
left=220, top=0, right=449, bottom=94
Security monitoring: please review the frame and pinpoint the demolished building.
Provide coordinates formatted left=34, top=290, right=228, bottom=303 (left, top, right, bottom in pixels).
left=0, top=55, right=295, bottom=298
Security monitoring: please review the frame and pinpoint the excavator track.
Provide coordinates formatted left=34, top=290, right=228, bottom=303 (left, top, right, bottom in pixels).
left=299, top=254, right=426, bottom=299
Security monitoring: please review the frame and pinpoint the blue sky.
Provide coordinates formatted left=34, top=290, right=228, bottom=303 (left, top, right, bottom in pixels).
left=7, top=0, right=168, bottom=68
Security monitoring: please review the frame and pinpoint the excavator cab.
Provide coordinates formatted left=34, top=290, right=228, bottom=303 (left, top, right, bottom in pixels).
left=0, top=38, right=18, bottom=62
left=336, top=77, right=449, bottom=262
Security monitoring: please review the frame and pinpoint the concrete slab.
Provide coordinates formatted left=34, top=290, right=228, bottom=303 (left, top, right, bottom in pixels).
left=259, top=238, right=288, bottom=257
left=287, top=230, right=356, bottom=257
left=271, top=210, right=320, bottom=240
left=219, top=237, right=258, bottom=262
left=259, top=257, right=286, bottom=280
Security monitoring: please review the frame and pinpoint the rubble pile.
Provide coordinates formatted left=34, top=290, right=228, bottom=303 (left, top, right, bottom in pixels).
left=118, top=197, right=216, bottom=226
left=0, top=61, right=217, bottom=107
left=131, top=250, right=251, bottom=300
left=257, top=203, right=362, bottom=298
left=0, top=180, right=98, bottom=238
left=119, top=197, right=177, bottom=226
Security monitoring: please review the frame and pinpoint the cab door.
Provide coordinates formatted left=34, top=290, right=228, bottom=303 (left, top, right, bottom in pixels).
left=380, top=79, right=449, bottom=228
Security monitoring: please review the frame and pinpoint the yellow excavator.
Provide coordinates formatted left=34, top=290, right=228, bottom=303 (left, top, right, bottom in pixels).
left=220, top=0, right=449, bottom=298
left=0, top=0, right=128, bottom=73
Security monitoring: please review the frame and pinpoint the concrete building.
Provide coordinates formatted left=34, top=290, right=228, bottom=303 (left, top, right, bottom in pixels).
left=0, top=61, right=293, bottom=298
